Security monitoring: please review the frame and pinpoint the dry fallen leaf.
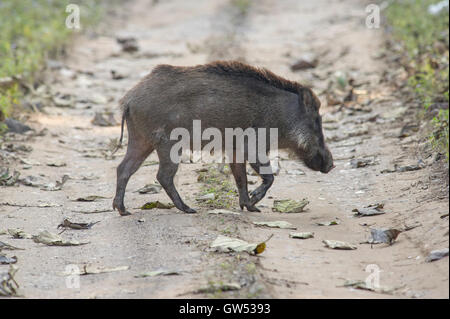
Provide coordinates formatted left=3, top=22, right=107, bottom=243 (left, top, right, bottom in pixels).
left=57, top=218, right=100, bottom=231
left=211, top=235, right=258, bottom=254
left=194, top=282, right=241, bottom=294
left=7, top=229, right=32, bottom=239
left=141, top=201, right=175, bottom=210
left=40, top=174, right=69, bottom=191
left=135, top=183, right=162, bottom=194
left=323, top=240, right=357, bottom=250
left=0, top=167, right=20, bottom=186
left=32, top=231, right=89, bottom=246
left=91, top=112, right=118, bottom=127
left=0, top=241, right=24, bottom=251
left=74, top=195, right=108, bottom=202
left=316, top=220, right=340, bottom=226
left=339, top=279, right=394, bottom=294
left=289, top=232, right=314, bottom=239
left=46, top=161, right=67, bottom=167
left=353, top=203, right=385, bottom=217
left=364, top=228, right=402, bottom=245
left=0, top=255, right=17, bottom=265
left=62, top=265, right=130, bottom=276
left=426, top=248, right=449, bottom=262
left=0, top=265, right=19, bottom=296
left=72, top=209, right=113, bottom=214
left=290, top=58, right=319, bottom=71
left=272, top=199, right=309, bottom=213
left=210, top=234, right=272, bottom=255
left=207, top=209, right=241, bottom=216
left=253, top=221, right=297, bottom=229
left=135, top=270, right=181, bottom=278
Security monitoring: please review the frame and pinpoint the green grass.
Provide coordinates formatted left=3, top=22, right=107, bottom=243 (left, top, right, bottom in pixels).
left=386, top=0, right=449, bottom=160
left=0, top=0, right=106, bottom=122
left=231, top=0, right=252, bottom=16
left=197, top=165, right=238, bottom=209
left=431, top=108, right=449, bottom=159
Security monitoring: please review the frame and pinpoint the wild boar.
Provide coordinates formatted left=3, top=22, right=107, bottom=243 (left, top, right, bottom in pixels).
left=113, top=61, right=333, bottom=216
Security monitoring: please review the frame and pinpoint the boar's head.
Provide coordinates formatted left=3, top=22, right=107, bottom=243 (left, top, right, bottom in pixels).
left=290, top=87, right=334, bottom=173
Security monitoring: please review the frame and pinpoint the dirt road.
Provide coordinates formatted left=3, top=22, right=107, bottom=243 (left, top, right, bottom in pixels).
left=1, top=0, right=448, bottom=298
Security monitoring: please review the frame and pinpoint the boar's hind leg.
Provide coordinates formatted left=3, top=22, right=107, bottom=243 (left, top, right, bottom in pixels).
left=156, top=146, right=197, bottom=214
left=113, top=141, right=154, bottom=216
left=229, top=163, right=261, bottom=212
left=248, top=161, right=274, bottom=207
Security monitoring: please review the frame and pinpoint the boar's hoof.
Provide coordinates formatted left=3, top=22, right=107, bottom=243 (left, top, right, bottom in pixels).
left=240, top=203, right=261, bottom=212
left=247, top=205, right=261, bottom=212
left=183, top=207, right=197, bottom=214
left=249, top=190, right=266, bottom=206
left=113, top=202, right=132, bottom=216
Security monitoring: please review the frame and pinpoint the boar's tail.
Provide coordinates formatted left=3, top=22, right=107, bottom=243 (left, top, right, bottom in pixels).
left=111, top=104, right=129, bottom=155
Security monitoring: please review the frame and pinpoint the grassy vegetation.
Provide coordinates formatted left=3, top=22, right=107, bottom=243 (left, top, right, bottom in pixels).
left=197, top=165, right=238, bottom=209
left=0, top=0, right=106, bottom=128
left=231, top=0, right=252, bottom=15
left=386, top=0, right=449, bottom=160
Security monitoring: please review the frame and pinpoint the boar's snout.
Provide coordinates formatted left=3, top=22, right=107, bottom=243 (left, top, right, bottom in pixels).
left=305, top=147, right=334, bottom=173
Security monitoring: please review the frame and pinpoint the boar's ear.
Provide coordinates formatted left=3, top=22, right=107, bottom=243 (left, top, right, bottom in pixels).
left=299, top=87, right=321, bottom=111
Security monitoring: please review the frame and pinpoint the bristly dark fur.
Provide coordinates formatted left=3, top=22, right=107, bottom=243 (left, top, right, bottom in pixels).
left=197, top=61, right=305, bottom=95
left=154, top=60, right=306, bottom=96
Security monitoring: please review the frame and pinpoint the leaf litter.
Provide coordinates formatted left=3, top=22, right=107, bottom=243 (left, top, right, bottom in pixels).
left=316, top=220, right=340, bottom=226
left=289, top=232, right=314, bottom=239
left=350, top=158, right=376, bottom=168
left=135, top=269, right=181, bottom=278
left=0, top=265, right=20, bottom=297
left=0, top=167, right=20, bottom=186
left=91, top=111, right=118, bottom=127
left=0, top=255, right=17, bottom=265
left=323, top=240, right=357, bottom=250
left=361, top=228, right=402, bottom=246
left=210, top=234, right=273, bottom=255
left=134, top=183, right=162, bottom=194
left=272, top=199, right=309, bottom=213
left=7, top=229, right=32, bottom=239
left=207, top=209, right=241, bottom=215
left=74, top=195, right=108, bottom=202
left=40, top=174, right=69, bottom=191
left=253, top=221, right=297, bottom=230
left=46, top=161, right=66, bottom=167
left=57, top=218, right=100, bottom=233
left=353, top=203, right=385, bottom=217
left=426, top=248, right=449, bottom=262
left=0, top=241, right=24, bottom=251
left=140, top=201, right=175, bottom=210
left=193, top=282, right=241, bottom=294
left=72, top=209, right=113, bottom=214
left=32, top=231, right=89, bottom=246
left=62, top=264, right=130, bottom=276
left=338, top=279, right=394, bottom=294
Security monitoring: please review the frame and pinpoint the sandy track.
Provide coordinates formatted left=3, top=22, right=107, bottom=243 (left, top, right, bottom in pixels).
left=0, top=0, right=448, bottom=298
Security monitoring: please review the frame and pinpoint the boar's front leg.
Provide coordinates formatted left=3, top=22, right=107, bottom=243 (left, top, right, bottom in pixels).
left=248, top=161, right=274, bottom=207
left=229, top=162, right=261, bottom=212
left=156, top=145, right=197, bottom=214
